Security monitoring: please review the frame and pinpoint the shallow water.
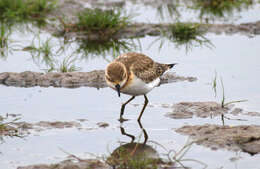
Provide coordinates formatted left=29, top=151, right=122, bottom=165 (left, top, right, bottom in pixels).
left=1, top=1, right=260, bottom=169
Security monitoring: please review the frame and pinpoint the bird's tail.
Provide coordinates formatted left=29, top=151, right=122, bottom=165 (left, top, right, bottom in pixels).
left=167, top=63, right=177, bottom=69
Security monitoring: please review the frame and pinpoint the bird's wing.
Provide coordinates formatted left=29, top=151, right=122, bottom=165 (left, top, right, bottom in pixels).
left=116, top=52, right=168, bottom=83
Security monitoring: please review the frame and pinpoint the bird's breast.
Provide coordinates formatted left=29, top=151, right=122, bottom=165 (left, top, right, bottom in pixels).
left=120, top=73, right=160, bottom=96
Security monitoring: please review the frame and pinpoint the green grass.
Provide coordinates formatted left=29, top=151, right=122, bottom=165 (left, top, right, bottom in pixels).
left=24, top=37, right=55, bottom=67
left=77, top=8, right=130, bottom=32
left=47, top=55, right=81, bottom=73
left=0, top=23, right=10, bottom=58
left=155, top=22, right=213, bottom=51
left=0, top=115, right=23, bottom=141
left=211, top=74, right=248, bottom=108
left=156, top=2, right=181, bottom=20
left=191, top=0, right=253, bottom=19
left=77, top=38, right=140, bottom=60
left=24, top=36, right=81, bottom=73
left=107, top=144, right=160, bottom=169
left=0, top=23, right=19, bottom=59
left=0, top=0, right=56, bottom=24
left=60, top=8, right=132, bottom=41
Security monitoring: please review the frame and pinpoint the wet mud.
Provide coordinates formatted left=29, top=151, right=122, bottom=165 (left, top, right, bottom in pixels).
left=17, top=159, right=108, bottom=169
left=0, top=70, right=196, bottom=88
left=176, top=124, right=260, bottom=155
left=43, top=0, right=260, bottom=41
left=0, top=115, right=106, bottom=139
left=18, top=142, right=177, bottom=169
left=165, top=101, right=260, bottom=119
left=166, top=101, right=229, bottom=119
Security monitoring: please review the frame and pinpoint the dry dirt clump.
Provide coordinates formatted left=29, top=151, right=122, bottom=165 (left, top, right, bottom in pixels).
left=176, top=124, right=260, bottom=155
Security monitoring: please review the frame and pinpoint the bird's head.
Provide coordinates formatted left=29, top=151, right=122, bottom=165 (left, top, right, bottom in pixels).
left=105, top=62, right=128, bottom=97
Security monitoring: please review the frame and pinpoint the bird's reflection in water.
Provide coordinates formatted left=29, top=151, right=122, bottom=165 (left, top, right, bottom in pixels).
left=120, top=121, right=148, bottom=144
left=107, top=121, right=163, bottom=169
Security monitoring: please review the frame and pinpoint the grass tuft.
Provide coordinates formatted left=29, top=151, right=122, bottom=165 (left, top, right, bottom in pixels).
left=47, top=55, right=81, bottom=73
left=77, top=8, right=130, bottom=31
left=77, top=38, right=140, bottom=60
left=0, top=23, right=10, bottom=58
left=0, top=0, right=56, bottom=24
left=0, top=114, right=24, bottom=142
left=168, top=22, right=212, bottom=49
left=191, top=0, right=253, bottom=19
left=61, top=8, right=132, bottom=41
left=153, top=22, right=213, bottom=52
left=107, top=143, right=160, bottom=169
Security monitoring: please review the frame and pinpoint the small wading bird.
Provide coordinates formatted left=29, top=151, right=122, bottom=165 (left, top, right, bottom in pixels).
left=105, top=52, right=176, bottom=122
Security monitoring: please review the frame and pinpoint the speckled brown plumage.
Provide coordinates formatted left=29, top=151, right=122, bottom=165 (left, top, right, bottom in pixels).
left=115, top=52, right=171, bottom=83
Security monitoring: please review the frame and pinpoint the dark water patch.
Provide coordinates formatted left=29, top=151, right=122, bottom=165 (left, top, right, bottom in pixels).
left=0, top=71, right=196, bottom=88
left=176, top=124, right=260, bottom=155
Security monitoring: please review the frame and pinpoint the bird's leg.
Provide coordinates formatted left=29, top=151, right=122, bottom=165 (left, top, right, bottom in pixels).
left=119, top=96, right=135, bottom=122
left=137, top=95, right=148, bottom=122
left=138, top=120, right=148, bottom=145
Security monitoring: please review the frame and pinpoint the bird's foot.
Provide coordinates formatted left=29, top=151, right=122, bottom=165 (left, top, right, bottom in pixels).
left=118, top=117, right=129, bottom=123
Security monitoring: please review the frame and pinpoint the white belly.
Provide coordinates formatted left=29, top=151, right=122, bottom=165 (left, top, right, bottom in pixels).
left=121, top=76, right=160, bottom=96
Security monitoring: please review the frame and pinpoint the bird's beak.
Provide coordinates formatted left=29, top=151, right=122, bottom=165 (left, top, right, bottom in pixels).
left=115, top=84, right=121, bottom=97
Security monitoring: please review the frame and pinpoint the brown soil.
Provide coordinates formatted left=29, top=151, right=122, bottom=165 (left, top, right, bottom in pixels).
left=0, top=71, right=196, bottom=88
left=176, top=124, right=260, bottom=155
left=165, top=101, right=260, bottom=119
left=17, top=159, right=108, bottom=169
left=43, top=0, right=260, bottom=41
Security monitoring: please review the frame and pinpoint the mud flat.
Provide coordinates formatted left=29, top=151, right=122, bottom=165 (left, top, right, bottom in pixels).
left=0, top=115, right=107, bottom=139
left=17, top=143, right=177, bottom=169
left=176, top=124, right=260, bottom=155
left=52, top=20, right=260, bottom=41
left=17, top=159, right=177, bottom=169
left=44, top=0, right=260, bottom=40
left=17, top=159, right=109, bottom=169
left=165, top=101, right=260, bottom=119
left=0, top=70, right=196, bottom=88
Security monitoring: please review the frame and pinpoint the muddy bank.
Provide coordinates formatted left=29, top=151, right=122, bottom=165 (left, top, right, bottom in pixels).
left=52, top=21, right=260, bottom=41
left=17, top=158, right=177, bottom=169
left=176, top=124, right=260, bottom=155
left=18, top=143, right=177, bottom=169
left=166, top=101, right=229, bottom=119
left=0, top=70, right=196, bottom=88
left=115, top=21, right=260, bottom=39
left=17, top=159, right=109, bottom=169
left=0, top=115, right=109, bottom=140
left=165, top=101, right=260, bottom=119
left=44, top=0, right=260, bottom=40
left=0, top=120, right=83, bottom=138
